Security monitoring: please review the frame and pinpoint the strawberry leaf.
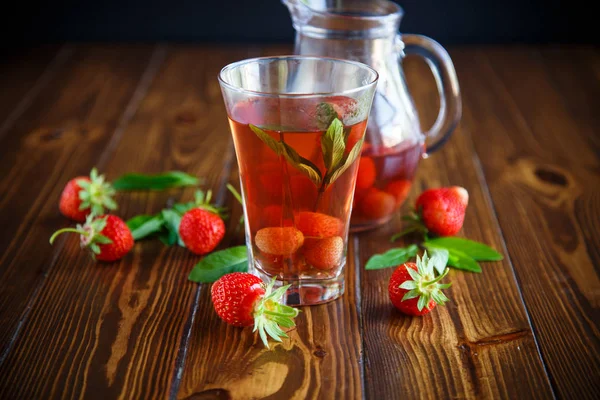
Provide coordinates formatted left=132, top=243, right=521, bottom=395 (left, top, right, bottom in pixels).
left=321, top=118, right=345, bottom=171
left=365, top=244, right=419, bottom=270
left=425, top=237, right=503, bottom=261
left=188, top=246, right=248, bottom=283
left=428, top=248, right=449, bottom=275
left=113, top=171, right=200, bottom=191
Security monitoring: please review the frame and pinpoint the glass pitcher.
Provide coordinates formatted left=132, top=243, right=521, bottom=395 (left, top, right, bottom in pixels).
left=282, top=0, right=461, bottom=231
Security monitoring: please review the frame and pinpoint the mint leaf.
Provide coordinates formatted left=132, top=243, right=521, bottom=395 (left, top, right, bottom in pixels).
left=365, top=244, right=419, bottom=270
left=161, top=209, right=184, bottom=247
left=425, top=237, right=502, bottom=261
left=321, top=118, right=345, bottom=171
left=113, top=171, right=200, bottom=191
left=424, top=243, right=481, bottom=272
left=448, top=250, right=481, bottom=272
left=316, top=102, right=339, bottom=130
left=327, top=137, right=364, bottom=185
left=280, top=142, right=323, bottom=186
left=250, top=124, right=281, bottom=155
left=127, top=214, right=164, bottom=241
left=188, top=246, right=248, bottom=283
left=173, top=201, right=194, bottom=215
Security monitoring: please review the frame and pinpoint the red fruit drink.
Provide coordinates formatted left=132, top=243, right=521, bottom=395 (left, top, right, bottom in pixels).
left=350, top=134, right=424, bottom=231
left=229, top=97, right=367, bottom=280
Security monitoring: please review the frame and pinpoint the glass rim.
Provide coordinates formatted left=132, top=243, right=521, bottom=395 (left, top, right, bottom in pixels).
left=297, top=0, right=404, bottom=22
left=218, top=55, right=379, bottom=99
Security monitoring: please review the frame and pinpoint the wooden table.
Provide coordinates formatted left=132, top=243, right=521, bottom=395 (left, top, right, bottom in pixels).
left=0, top=44, right=598, bottom=400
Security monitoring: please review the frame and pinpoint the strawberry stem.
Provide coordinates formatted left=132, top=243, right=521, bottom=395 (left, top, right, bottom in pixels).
left=422, top=267, right=450, bottom=287
left=49, top=228, right=86, bottom=244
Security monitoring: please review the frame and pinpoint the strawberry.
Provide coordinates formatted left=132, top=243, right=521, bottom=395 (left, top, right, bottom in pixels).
left=355, top=156, right=376, bottom=191
left=50, top=214, right=133, bottom=262
left=255, top=227, right=304, bottom=255
left=211, top=273, right=299, bottom=348
left=388, top=251, right=451, bottom=316
left=412, top=186, right=469, bottom=236
left=59, top=168, right=116, bottom=222
left=295, top=211, right=343, bottom=238
left=357, top=188, right=396, bottom=220
left=303, top=236, right=344, bottom=270
left=179, top=190, right=227, bottom=255
left=385, top=179, right=412, bottom=206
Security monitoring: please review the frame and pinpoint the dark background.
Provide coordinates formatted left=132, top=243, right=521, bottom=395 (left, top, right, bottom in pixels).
left=3, top=0, right=594, bottom=45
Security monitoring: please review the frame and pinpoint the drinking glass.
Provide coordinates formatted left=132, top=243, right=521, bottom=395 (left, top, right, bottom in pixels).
left=219, top=56, right=378, bottom=305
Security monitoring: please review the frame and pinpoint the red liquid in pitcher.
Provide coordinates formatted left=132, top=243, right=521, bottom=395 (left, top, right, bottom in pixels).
left=350, top=135, right=424, bottom=231
left=229, top=97, right=368, bottom=280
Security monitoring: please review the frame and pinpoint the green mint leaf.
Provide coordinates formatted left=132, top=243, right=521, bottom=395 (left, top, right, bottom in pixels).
left=158, top=231, right=174, bottom=246
left=113, top=171, right=200, bottom=191
left=425, top=237, right=503, bottom=261
left=315, top=102, right=339, bottom=130
left=321, top=118, right=345, bottom=171
left=173, top=202, right=194, bottom=215
left=127, top=214, right=165, bottom=241
left=250, top=124, right=281, bottom=155
left=326, top=137, right=363, bottom=185
left=365, top=244, right=419, bottom=270
left=188, top=246, right=248, bottom=283
left=429, top=248, right=449, bottom=275
left=161, top=209, right=185, bottom=247
left=280, top=142, right=323, bottom=186
left=424, top=243, right=481, bottom=272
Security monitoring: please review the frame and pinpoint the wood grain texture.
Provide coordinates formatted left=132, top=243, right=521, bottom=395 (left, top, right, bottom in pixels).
left=0, top=45, right=157, bottom=360
left=357, top=56, right=553, bottom=399
left=176, top=45, right=366, bottom=400
left=0, top=45, right=597, bottom=400
left=452, top=47, right=600, bottom=399
left=0, top=46, right=249, bottom=399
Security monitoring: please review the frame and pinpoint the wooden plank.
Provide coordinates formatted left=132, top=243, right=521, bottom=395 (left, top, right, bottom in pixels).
left=452, top=47, right=600, bottom=399
left=0, top=45, right=158, bottom=360
left=0, top=46, right=249, bottom=399
left=358, top=55, right=553, bottom=399
left=0, top=46, right=66, bottom=132
left=176, top=46, right=365, bottom=400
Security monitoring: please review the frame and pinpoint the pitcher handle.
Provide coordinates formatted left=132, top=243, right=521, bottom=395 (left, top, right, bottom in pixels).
left=399, top=34, right=462, bottom=153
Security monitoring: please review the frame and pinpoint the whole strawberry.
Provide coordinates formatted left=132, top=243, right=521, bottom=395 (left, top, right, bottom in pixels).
left=179, top=190, right=226, bottom=255
left=303, top=236, right=344, bottom=270
left=388, top=251, right=451, bottom=316
left=211, top=273, right=299, bottom=348
left=295, top=211, right=342, bottom=238
left=399, top=186, right=468, bottom=237
left=50, top=214, right=133, bottom=262
left=59, top=168, right=117, bottom=222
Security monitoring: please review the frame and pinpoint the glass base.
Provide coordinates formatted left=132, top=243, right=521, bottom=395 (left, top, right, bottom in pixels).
left=253, top=264, right=345, bottom=306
